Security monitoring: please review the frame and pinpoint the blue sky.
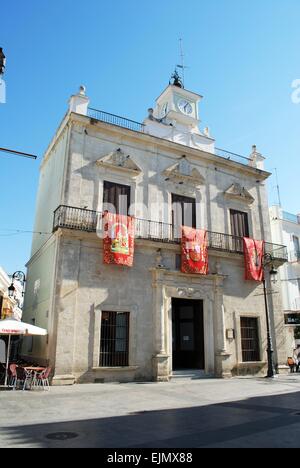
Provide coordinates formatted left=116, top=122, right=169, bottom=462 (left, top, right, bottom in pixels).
left=0, top=0, right=300, bottom=274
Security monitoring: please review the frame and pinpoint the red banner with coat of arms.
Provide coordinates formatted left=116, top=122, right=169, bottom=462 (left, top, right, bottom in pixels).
left=103, top=212, right=135, bottom=267
left=181, top=227, right=209, bottom=275
left=243, top=238, right=265, bottom=281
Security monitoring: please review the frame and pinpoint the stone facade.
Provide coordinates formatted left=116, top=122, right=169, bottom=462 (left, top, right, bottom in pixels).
left=22, top=84, right=289, bottom=384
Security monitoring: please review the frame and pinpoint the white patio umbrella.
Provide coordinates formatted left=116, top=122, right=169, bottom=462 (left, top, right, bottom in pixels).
left=0, top=318, right=47, bottom=387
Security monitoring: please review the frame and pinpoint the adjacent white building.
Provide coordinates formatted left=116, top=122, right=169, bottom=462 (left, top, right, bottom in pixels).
left=270, top=207, right=300, bottom=346
left=22, top=78, right=289, bottom=385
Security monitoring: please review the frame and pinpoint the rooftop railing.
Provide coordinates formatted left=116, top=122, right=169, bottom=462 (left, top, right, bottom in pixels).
left=214, top=147, right=252, bottom=165
left=88, top=108, right=145, bottom=133
left=87, top=107, right=253, bottom=167
left=53, top=205, right=288, bottom=262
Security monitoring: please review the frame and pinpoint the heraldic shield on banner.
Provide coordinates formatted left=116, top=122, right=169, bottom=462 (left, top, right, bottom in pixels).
left=181, top=226, right=209, bottom=275
left=103, top=212, right=135, bottom=267
left=243, top=237, right=265, bottom=282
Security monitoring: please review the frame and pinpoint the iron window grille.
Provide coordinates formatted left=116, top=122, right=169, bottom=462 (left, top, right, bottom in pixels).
left=240, top=317, right=260, bottom=362
left=100, top=312, right=130, bottom=367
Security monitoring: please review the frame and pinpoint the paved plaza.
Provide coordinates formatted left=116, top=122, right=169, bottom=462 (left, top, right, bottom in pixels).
left=1, top=375, right=300, bottom=448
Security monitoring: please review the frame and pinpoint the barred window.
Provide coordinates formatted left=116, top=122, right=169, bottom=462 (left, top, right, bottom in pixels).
left=100, top=312, right=129, bottom=367
left=240, top=317, right=260, bottom=362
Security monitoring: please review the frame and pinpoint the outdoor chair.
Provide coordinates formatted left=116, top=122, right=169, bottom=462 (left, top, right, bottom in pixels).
left=34, top=367, right=51, bottom=391
left=9, top=364, right=18, bottom=390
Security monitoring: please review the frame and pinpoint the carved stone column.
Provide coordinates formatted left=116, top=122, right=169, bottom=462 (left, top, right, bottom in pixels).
left=213, top=277, right=232, bottom=378
left=151, top=269, right=170, bottom=382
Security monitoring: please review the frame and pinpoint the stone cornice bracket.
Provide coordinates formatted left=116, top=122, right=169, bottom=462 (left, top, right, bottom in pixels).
left=224, top=183, right=255, bottom=205
left=95, top=148, right=142, bottom=178
left=163, top=158, right=205, bottom=187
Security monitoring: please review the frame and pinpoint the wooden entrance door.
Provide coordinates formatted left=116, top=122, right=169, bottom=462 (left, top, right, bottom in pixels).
left=172, top=299, right=205, bottom=370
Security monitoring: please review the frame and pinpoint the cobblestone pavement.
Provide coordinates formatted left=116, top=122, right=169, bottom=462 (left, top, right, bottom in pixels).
left=1, top=375, right=300, bottom=448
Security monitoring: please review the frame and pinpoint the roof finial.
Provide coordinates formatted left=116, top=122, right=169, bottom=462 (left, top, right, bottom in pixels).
left=0, top=48, right=6, bottom=76
left=79, top=85, right=86, bottom=96
left=170, top=69, right=183, bottom=88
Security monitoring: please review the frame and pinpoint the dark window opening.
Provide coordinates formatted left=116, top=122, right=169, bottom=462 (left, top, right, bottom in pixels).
left=100, top=312, right=129, bottom=367
left=103, top=181, right=131, bottom=216
left=241, top=317, right=260, bottom=362
left=230, top=210, right=249, bottom=238
left=230, top=209, right=249, bottom=252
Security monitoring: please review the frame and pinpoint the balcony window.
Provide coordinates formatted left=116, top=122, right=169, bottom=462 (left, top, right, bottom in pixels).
left=103, top=181, right=131, bottom=216
left=172, top=194, right=196, bottom=239
left=230, top=210, right=249, bottom=238
left=230, top=210, right=249, bottom=252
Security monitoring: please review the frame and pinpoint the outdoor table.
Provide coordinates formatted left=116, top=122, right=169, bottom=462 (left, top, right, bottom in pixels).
left=0, top=318, right=48, bottom=387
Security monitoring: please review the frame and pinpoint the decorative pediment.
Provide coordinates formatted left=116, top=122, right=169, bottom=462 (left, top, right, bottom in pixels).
left=162, top=158, right=205, bottom=187
left=224, top=183, right=254, bottom=204
left=96, top=148, right=142, bottom=177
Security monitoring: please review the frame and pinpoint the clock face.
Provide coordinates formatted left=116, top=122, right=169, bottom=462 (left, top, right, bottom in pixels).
left=178, top=99, right=193, bottom=116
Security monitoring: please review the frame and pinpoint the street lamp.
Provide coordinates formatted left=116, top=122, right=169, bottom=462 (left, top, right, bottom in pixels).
left=8, top=283, right=16, bottom=299
left=262, top=253, right=278, bottom=378
left=8, top=271, right=26, bottom=300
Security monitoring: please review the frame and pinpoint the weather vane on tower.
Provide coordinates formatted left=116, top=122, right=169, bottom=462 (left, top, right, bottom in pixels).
left=170, top=39, right=189, bottom=89
left=177, top=38, right=189, bottom=88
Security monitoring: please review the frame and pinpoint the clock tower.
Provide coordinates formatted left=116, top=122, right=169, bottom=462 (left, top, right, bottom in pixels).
left=144, top=72, right=215, bottom=153
left=155, top=83, right=201, bottom=126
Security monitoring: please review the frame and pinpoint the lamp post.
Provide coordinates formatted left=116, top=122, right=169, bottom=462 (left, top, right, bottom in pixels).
left=8, top=271, right=26, bottom=301
left=262, top=253, right=278, bottom=378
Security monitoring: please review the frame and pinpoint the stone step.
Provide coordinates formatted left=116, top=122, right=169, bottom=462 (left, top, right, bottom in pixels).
left=171, top=370, right=208, bottom=380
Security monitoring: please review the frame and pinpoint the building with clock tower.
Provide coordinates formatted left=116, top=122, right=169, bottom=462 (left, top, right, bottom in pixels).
left=21, top=76, right=289, bottom=385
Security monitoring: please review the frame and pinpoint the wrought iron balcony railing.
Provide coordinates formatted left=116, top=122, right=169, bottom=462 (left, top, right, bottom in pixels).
left=53, top=205, right=288, bottom=262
